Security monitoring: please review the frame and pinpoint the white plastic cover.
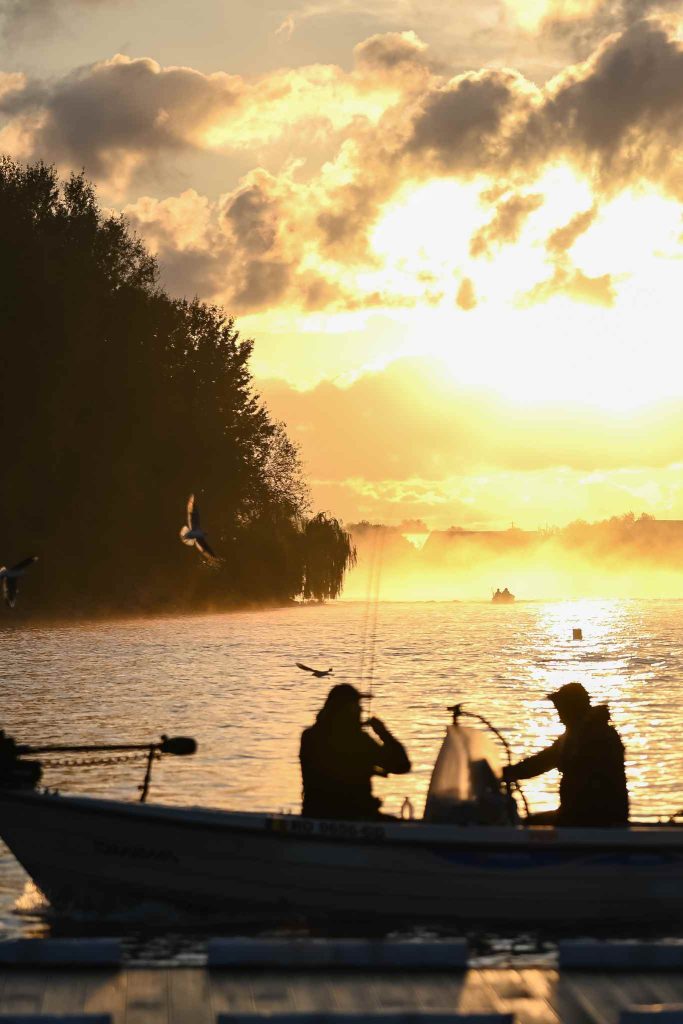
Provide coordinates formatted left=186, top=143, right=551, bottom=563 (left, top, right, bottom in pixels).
left=423, top=724, right=503, bottom=822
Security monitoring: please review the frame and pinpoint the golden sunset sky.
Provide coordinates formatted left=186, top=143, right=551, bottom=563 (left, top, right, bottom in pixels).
left=3, top=0, right=683, bottom=529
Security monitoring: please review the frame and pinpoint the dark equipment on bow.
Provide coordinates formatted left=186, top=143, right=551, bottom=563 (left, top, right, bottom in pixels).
left=0, top=730, right=197, bottom=802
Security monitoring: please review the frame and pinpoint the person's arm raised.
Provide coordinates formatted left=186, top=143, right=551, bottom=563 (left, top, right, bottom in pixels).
left=366, top=717, right=411, bottom=774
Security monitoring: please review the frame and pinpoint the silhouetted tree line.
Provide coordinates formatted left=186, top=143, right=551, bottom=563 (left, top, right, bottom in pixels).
left=0, top=159, right=355, bottom=616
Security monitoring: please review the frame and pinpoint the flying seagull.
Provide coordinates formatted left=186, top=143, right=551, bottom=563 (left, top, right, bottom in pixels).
left=179, top=494, right=220, bottom=564
left=296, top=662, right=333, bottom=678
left=0, top=556, right=38, bottom=609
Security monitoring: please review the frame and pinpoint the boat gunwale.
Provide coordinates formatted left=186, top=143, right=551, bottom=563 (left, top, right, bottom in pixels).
left=2, top=789, right=683, bottom=852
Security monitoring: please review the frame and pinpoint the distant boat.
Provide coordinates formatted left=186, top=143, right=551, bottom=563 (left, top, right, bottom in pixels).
left=492, top=588, right=515, bottom=604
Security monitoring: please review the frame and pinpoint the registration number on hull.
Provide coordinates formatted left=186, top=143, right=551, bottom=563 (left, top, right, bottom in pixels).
left=266, top=817, right=386, bottom=842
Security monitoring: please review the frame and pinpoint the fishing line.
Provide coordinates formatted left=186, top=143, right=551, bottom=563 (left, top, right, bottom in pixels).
left=365, top=531, right=386, bottom=717
left=358, top=529, right=380, bottom=687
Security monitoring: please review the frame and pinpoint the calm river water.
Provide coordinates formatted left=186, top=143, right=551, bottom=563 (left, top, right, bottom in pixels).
left=1, top=599, right=682, bottom=953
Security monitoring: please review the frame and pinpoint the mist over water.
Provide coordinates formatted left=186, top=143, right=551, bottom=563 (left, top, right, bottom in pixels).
left=1, top=599, right=683, bottom=941
left=344, top=519, right=683, bottom=601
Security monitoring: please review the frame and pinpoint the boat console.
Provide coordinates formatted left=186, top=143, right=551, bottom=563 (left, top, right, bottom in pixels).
left=423, top=710, right=519, bottom=825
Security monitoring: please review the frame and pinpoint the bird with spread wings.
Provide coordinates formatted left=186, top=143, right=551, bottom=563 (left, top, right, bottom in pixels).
left=179, top=494, right=221, bottom=564
left=296, top=662, right=333, bottom=678
left=0, top=556, right=38, bottom=609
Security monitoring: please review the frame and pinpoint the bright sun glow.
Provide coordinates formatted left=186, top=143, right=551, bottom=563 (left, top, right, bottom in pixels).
left=360, top=173, right=683, bottom=411
left=503, top=0, right=603, bottom=32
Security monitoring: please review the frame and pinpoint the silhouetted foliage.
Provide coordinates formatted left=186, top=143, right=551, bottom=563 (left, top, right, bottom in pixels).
left=302, top=514, right=357, bottom=601
left=0, top=159, right=354, bottom=615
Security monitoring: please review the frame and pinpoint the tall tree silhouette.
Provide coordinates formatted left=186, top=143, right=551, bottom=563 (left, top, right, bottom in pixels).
left=302, top=514, right=357, bottom=601
left=0, top=159, right=354, bottom=615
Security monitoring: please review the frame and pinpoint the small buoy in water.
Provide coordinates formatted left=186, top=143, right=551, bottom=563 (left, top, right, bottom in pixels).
left=572, top=628, right=583, bottom=641
left=401, top=796, right=414, bottom=820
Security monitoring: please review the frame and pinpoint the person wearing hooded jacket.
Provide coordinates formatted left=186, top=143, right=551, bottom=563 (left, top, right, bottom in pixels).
left=502, top=682, right=629, bottom=827
left=300, top=683, right=411, bottom=820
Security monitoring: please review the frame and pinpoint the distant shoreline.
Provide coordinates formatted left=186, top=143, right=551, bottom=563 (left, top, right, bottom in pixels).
left=4, top=594, right=683, bottom=630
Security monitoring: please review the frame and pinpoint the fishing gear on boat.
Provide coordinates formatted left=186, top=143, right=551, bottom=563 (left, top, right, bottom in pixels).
left=448, top=703, right=531, bottom=820
left=423, top=704, right=532, bottom=823
left=0, top=730, right=197, bottom=802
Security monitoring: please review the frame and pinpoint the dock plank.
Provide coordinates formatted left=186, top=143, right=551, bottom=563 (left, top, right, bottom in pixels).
left=328, top=973, right=382, bottom=1012
left=209, top=972, right=257, bottom=1016
left=457, top=969, right=505, bottom=1017
left=249, top=971, right=298, bottom=1014
left=546, top=970, right=592, bottom=1024
left=41, top=969, right=88, bottom=1015
left=369, top=972, right=426, bottom=1011
left=82, top=970, right=127, bottom=1024
left=411, top=973, right=464, bottom=1012
left=124, top=968, right=168, bottom=1024
left=481, top=968, right=558, bottom=1024
left=168, top=967, right=212, bottom=1024
left=560, top=972, right=627, bottom=1024
left=634, top=974, right=683, bottom=1005
left=0, top=968, right=48, bottom=1016
left=596, top=971, right=665, bottom=1014
left=1, top=963, right=683, bottom=1023
left=288, top=975, right=337, bottom=1012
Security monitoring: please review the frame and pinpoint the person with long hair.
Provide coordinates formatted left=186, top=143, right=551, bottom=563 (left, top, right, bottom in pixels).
left=300, top=684, right=411, bottom=820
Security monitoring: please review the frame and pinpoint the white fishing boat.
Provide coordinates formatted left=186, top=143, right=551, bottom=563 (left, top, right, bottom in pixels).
left=1, top=724, right=682, bottom=926
left=1, top=788, right=683, bottom=925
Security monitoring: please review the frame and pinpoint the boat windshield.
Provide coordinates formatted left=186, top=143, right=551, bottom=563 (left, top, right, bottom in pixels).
left=423, top=724, right=514, bottom=825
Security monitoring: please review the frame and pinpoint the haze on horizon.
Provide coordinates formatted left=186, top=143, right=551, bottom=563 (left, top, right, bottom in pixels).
left=343, top=514, right=683, bottom=601
left=4, top=0, right=683, bottom=534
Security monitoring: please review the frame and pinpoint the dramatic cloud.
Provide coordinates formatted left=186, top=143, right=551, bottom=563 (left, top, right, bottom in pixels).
left=470, top=192, right=544, bottom=256
left=124, top=174, right=295, bottom=311
left=403, top=69, right=536, bottom=174
left=4, top=18, right=683, bottom=326
left=513, top=19, right=683, bottom=195
left=0, top=0, right=126, bottom=42
left=5, top=10, right=683, bottom=529
left=520, top=266, right=616, bottom=306
left=0, top=48, right=404, bottom=192
left=456, top=277, right=477, bottom=310
left=536, top=0, right=681, bottom=60
left=353, top=29, right=437, bottom=79
left=546, top=205, right=597, bottom=253
left=502, top=0, right=679, bottom=47
left=0, top=55, right=243, bottom=185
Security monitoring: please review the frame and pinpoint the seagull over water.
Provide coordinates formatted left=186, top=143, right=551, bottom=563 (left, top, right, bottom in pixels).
left=0, top=556, right=38, bottom=609
left=179, top=494, right=221, bottom=564
left=296, top=662, right=333, bottom=678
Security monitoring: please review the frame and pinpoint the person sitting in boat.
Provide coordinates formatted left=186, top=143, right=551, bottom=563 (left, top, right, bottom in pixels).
left=502, top=682, right=629, bottom=827
left=300, top=683, right=411, bottom=820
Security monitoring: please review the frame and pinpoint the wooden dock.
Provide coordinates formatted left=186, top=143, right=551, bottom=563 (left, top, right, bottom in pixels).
left=1, top=967, right=683, bottom=1024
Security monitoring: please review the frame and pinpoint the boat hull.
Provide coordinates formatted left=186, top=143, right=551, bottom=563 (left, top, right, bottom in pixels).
left=1, top=790, right=683, bottom=925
